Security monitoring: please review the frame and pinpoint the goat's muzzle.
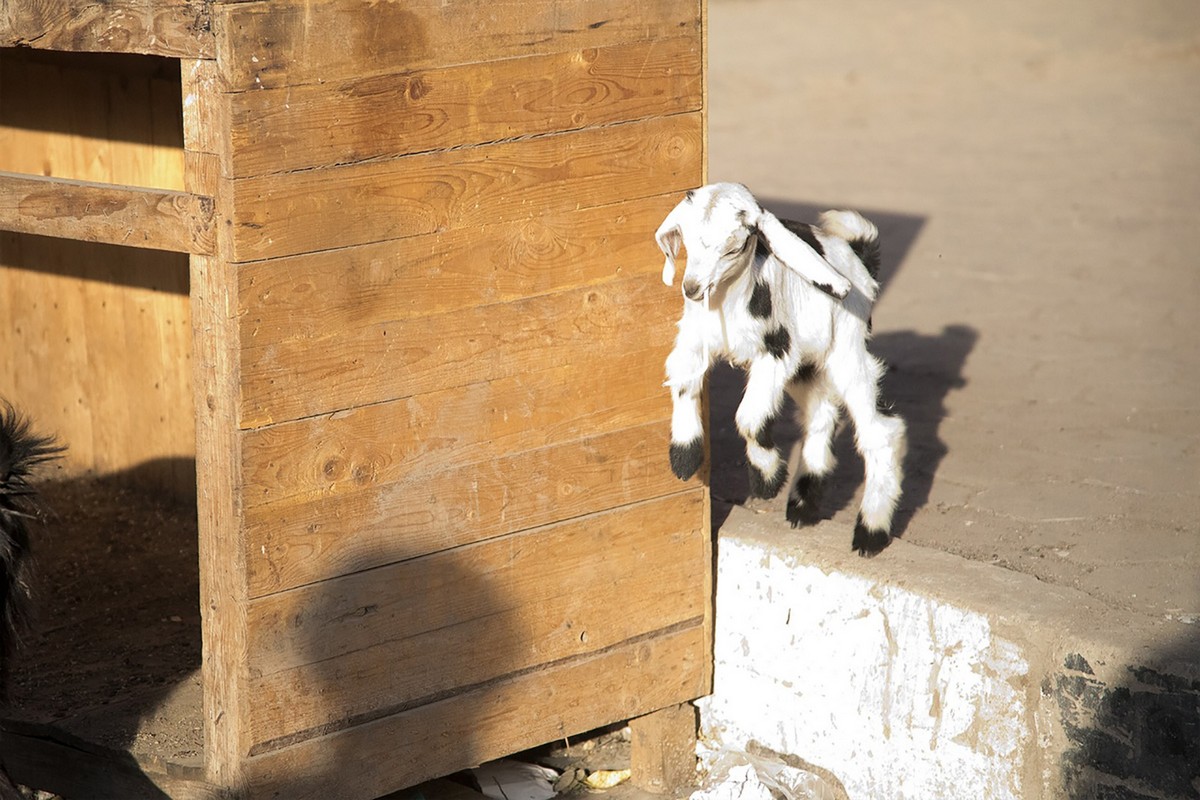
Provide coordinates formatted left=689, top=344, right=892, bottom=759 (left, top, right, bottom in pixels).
left=682, top=278, right=705, bottom=302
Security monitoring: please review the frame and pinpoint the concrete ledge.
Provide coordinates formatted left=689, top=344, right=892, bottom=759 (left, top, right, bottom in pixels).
left=699, top=506, right=1200, bottom=800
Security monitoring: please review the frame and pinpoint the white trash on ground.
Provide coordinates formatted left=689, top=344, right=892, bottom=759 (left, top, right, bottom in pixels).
left=472, top=760, right=560, bottom=800
left=691, top=747, right=842, bottom=800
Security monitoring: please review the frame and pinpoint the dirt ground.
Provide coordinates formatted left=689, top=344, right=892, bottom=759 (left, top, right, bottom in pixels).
left=5, top=476, right=203, bottom=775
left=705, top=0, right=1200, bottom=622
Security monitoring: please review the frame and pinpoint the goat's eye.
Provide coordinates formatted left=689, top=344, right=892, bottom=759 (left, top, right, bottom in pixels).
left=723, top=238, right=752, bottom=258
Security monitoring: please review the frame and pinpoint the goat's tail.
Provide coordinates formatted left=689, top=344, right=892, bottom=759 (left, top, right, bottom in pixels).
left=819, top=210, right=882, bottom=281
left=0, top=403, right=62, bottom=694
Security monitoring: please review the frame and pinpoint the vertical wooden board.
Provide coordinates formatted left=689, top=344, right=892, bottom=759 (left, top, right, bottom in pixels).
left=226, top=112, right=703, bottom=261
left=0, top=49, right=184, bottom=190
left=216, top=0, right=699, bottom=91
left=225, top=36, right=702, bottom=176
left=236, top=195, right=677, bottom=343
left=242, top=624, right=710, bottom=800
left=243, top=492, right=707, bottom=749
left=239, top=273, right=675, bottom=425
left=191, top=253, right=250, bottom=791
left=239, top=346, right=671, bottom=508
left=0, top=233, right=194, bottom=497
left=243, top=422, right=693, bottom=598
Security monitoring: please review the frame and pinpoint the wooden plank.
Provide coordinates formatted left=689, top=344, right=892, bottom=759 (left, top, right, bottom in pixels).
left=226, top=112, right=702, bottom=262
left=244, top=491, right=706, bottom=748
left=241, top=623, right=710, bottom=800
left=630, top=704, right=699, bottom=793
left=0, top=720, right=221, bottom=800
left=0, top=232, right=195, bottom=498
left=191, top=253, right=251, bottom=792
left=0, top=172, right=215, bottom=255
left=216, top=0, right=699, bottom=92
left=237, top=195, right=674, bottom=342
left=0, top=49, right=185, bottom=189
left=240, top=271, right=675, bottom=425
left=239, top=344, right=671, bottom=508
left=226, top=36, right=702, bottom=177
left=245, top=421, right=687, bottom=598
left=0, top=0, right=214, bottom=59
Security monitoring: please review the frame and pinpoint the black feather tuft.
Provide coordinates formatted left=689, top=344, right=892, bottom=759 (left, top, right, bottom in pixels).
left=850, top=236, right=882, bottom=281
left=851, top=515, right=891, bottom=557
left=0, top=403, right=63, bottom=694
left=669, top=439, right=705, bottom=481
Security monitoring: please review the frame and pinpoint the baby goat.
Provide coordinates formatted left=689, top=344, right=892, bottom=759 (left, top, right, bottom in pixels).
left=657, top=183, right=905, bottom=555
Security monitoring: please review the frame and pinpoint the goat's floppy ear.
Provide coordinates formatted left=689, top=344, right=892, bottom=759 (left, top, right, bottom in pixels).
left=756, top=210, right=853, bottom=299
left=655, top=194, right=692, bottom=286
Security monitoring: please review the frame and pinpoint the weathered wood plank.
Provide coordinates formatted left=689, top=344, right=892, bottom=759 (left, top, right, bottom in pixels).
left=237, top=195, right=674, bottom=342
left=244, top=492, right=706, bottom=747
left=216, top=0, right=699, bottom=92
left=240, top=272, right=675, bottom=425
left=0, top=172, right=215, bottom=255
left=244, top=421, right=687, bottom=598
left=191, top=253, right=250, bottom=792
left=0, top=0, right=213, bottom=59
left=239, top=344, right=671, bottom=506
left=226, top=112, right=701, bottom=262
left=226, top=36, right=702, bottom=177
left=241, top=623, right=709, bottom=800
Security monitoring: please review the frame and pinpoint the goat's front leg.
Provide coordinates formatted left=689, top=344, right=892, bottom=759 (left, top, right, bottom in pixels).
left=785, top=366, right=840, bottom=526
left=736, top=356, right=790, bottom=498
left=665, top=331, right=710, bottom=481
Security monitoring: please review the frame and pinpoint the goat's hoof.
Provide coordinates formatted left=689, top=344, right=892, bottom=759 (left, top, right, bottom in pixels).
left=748, top=461, right=787, bottom=499
left=786, top=474, right=825, bottom=528
left=669, top=439, right=705, bottom=481
left=852, top=516, right=891, bottom=557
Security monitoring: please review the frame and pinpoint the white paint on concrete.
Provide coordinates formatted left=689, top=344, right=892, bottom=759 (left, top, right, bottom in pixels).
left=699, top=534, right=1033, bottom=800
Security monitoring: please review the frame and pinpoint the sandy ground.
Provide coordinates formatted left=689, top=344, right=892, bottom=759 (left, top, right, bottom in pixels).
left=704, top=0, right=1200, bottom=622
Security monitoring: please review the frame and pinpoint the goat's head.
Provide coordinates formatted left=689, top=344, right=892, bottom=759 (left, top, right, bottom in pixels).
left=655, top=183, right=853, bottom=302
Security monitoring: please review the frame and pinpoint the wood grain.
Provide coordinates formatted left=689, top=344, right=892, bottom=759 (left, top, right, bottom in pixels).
left=241, top=623, right=709, bottom=800
left=244, top=422, right=688, bottom=598
left=240, top=272, right=676, bottom=425
left=226, top=112, right=702, bottom=261
left=0, top=172, right=215, bottom=255
left=226, top=36, right=702, bottom=177
left=239, top=343, right=671, bottom=507
left=236, top=194, right=675, bottom=341
left=0, top=0, right=213, bottom=58
left=216, top=0, right=699, bottom=92
left=244, top=492, right=706, bottom=747
left=190, top=252, right=250, bottom=792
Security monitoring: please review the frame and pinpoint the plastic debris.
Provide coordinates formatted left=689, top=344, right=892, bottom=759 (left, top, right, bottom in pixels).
left=583, top=768, right=632, bottom=791
left=472, top=760, right=560, bottom=800
left=691, top=747, right=841, bottom=800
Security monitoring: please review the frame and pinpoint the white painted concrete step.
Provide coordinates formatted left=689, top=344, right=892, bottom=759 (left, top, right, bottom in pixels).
left=699, top=505, right=1200, bottom=800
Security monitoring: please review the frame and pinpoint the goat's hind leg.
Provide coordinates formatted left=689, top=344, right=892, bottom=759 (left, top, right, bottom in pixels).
left=736, top=357, right=789, bottom=498
left=784, top=365, right=840, bottom=526
left=665, top=336, right=710, bottom=481
left=828, top=351, right=907, bottom=556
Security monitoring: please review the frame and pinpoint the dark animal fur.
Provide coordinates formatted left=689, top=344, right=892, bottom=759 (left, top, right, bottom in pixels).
left=0, top=403, right=62, bottom=694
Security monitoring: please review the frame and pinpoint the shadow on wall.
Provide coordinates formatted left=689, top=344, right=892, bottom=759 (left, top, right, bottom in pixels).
left=0, top=458, right=536, bottom=799
left=704, top=201, right=978, bottom=540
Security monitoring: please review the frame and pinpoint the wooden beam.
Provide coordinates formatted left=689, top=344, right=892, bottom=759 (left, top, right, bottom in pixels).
left=0, top=172, right=215, bottom=255
left=0, top=0, right=214, bottom=59
left=630, top=703, right=699, bottom=793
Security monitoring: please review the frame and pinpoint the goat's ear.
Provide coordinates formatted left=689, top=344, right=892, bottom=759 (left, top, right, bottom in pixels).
left=655, top=195, right=691, bottom=286
left=756, top=210, right=853, bottom=299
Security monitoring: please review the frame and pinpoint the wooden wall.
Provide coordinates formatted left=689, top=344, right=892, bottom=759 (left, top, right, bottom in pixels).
left=0, top=48, right=195, bottom=498
left=1, top=0, right=709, bottom=795
left=197, top=0, right=710, bottom=796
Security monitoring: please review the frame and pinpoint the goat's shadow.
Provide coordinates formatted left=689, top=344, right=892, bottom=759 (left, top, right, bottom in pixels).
left=708, top=201, right=978, bottom=537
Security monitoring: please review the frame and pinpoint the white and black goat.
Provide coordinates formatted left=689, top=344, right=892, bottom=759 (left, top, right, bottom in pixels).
left=658, top=183, right=905, bottom=555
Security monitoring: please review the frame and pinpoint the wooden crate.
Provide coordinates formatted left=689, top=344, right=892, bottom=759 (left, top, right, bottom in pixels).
left=0, top=1, right=709, bottom=798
